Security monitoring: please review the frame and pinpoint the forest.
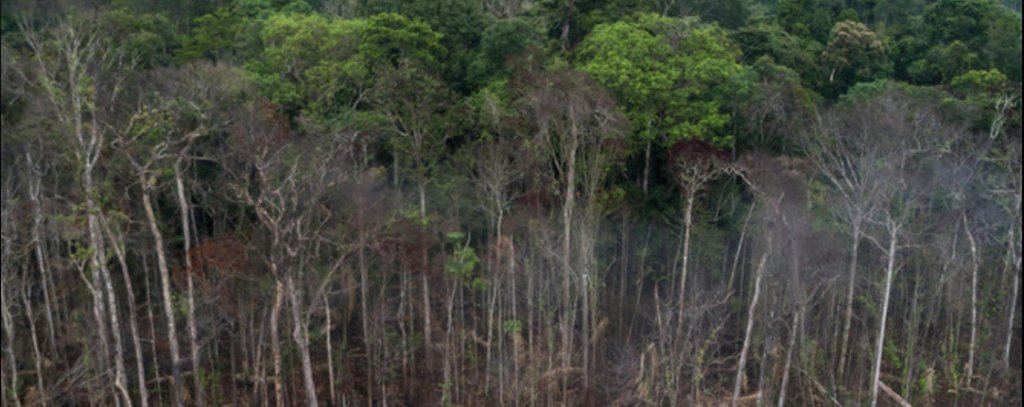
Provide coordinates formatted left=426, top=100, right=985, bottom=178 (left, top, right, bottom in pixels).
left=0, top=0, right=1021, bottom=406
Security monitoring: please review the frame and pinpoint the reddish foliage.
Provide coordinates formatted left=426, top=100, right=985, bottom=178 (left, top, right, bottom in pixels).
left=667, top=138, right=730, bottom=165
left=172, top=234, right=249, bottom=282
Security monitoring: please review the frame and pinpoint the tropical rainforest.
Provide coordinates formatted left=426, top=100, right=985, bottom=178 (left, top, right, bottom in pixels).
left=0, top=0, right=1021, bottom=406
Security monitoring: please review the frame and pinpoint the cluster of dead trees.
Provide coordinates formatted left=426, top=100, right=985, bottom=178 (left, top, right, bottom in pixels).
left=1, top=14, right=1022, bottom=407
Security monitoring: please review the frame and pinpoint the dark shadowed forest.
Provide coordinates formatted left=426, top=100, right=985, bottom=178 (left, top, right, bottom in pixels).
left=0, top=0, right=1021, bottom=406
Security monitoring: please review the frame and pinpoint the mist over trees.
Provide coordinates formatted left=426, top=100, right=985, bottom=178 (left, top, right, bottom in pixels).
left=0, top=0, right=1020, bottom=406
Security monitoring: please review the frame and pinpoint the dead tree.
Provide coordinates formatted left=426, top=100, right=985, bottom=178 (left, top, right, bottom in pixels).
left=527, top=68, right=625, bottom=400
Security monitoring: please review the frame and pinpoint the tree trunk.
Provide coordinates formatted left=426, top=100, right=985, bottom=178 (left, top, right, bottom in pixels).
left=20, top=281, right=48, bottom=407
left=777, top=310, right=800, bottom=407
left=173, top=164, right=205, bottom=406
left=104, top=219, right=151, bottom=407
left=358, top=238, right=373, bottom=406
left=869, top=227, right=898, bottom=407
left=838, top=218, right=862, bottom=379
left=963, top=213, right=979, bottom=385
left=84, top=170, right=114, bottom=384
left=27, top=153, right=59, bottom=359
left=732, top=243, right=770, bottom=407
left=287, top=276, right=319, bottom=407
left=559, top=112, right=580, bottom=407
left=676, top=192, right=696, bottom=347
left=560, top=112, right=579, bottom=377
left=89, top=170, right=130, bottom=405
left=143, top=259, right=166, bottom=406
left=325, top=293, right=337, bottom=406
left=1, top=281, right=21, bottom=407
left=418, top=180, right=434, bottom=366
left=1005, top=227, right=1020, bottom=370
left=270, top=280, right=285, bottom=407
left=138, top=171, right=186, bottom=407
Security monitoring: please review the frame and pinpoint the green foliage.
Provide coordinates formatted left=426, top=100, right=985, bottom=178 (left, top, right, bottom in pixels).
left=822, top=20, right=892, bottom=96
left=735, top=56, right=818, bottom=151
left=900, top=0, right=1023, bottom=84
left=102, top=8, right=178, bottom=68
left=923, top=0, right=1000, bottom=45
left=360, top=0, right=486, bottom=90
left=467, top=18, right=542, bottom=86
left=951, top=69, right=1009, bottom=97
left=501, top=319, right=523, bottom=334
left=733, top=20, right=826, bottom=92
left=360, top=12, right=445, bottom=71
left=178, top=7, right=244, bottom=62
left=445, top=237, right=480, bottom=280
left=778, top=0, right=836, bottom=42
left=247, top=11, right=367, bottom=115
left=579, top=14, right=742, bottom=150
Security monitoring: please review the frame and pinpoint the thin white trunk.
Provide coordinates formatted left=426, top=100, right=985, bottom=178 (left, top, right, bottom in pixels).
left=21, top=283, right=48, bottom=407
left=777, top=311, right=800, bottom=407
left=838, top=219, right=862, bottom=378
left=325, top=293, right=337, bottom=406
left=358, top=240, right=373, bottom=406
left=732, top=244, right=770, bottom=407
left=678, top=193, right=695, bottom=331
left=89, top=174, right=129, bottom=405
left=270, top=279, right=285, bottom=407
left=137, top=171, right=185, bottom=407
left=1, top=283, right=21, bottom=407
left=1003, top=191, right=1021, bottom=370
left=870, top=228, right=899, bottom=407
left=174, top=164, right=204, bottom=406
left=85, top=171, right=113, bottom=380
left=560, top=112, right=578, bottom=387
left=963, top=213, right=979, bottom=384
left=104, top=219, right=151, bottom=407
left=27, top=153, right=59, bottom=358
left=1005, top=228, right=1020, bottom=369
left=287, top=276, right=319, bottom=407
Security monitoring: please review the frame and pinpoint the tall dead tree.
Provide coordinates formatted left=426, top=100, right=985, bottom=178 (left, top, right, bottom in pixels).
left=22, top=19, right=132, bottom=403
left=527, top=68, right=625, bottom=398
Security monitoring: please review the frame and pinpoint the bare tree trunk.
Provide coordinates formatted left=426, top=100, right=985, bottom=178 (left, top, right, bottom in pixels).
left=104, top=219, right=151, bottom=407
left=674, top=189, right=696, bottom=398
left=143, top=259, right=165, bottom=406
left=1, top=279, right=21, bottom=407
left=174, top=164, right=204, bottom=406
left=418, top=181, right=434, bottom=366
left=138, top=171, right=185, bottom=407
left=1002, top=186, right=1021, bottom=370
left=777, top=311, right=800, bottom=407
left=1005, top=227, right=1020, bottom=370
left=286, top=276, right=319, bottom=407
left=325, top=293, right=337, bottom=407
left=732, top=244, right=770, bottom=407
left=422, top=255, right=434, bottom=364
left=270, top=280, right=285, bottom=407
left=963, top=213, right=979, bottom=385
left=84, top=170, right=114, bottom=384
left=20, top=281, right=48, bottom=407
left=869, top=228, right=899, bottom=407
left=358, top=240, right=373, bottom=407
left=27, top=153, right=58, bottom=358
left=560, top=117, right=579, bottom=378
left=91, top=181, right=130, bottom=406
left=838, top=218, right=862, bottom=378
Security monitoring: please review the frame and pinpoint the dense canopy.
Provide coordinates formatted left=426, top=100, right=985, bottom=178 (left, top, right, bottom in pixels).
left=0, top=1, right=1020, bottom=406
